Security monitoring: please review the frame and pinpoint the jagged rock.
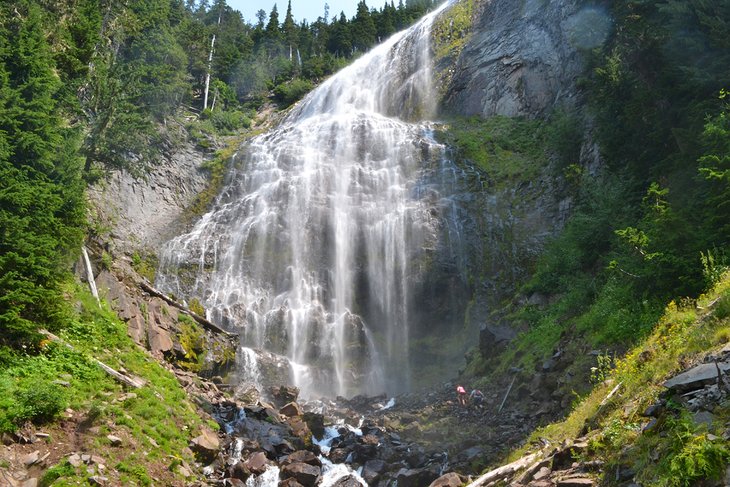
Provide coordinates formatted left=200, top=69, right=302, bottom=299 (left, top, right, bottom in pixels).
left=552, top=442, right=588, bottom=470
left=428, top=472, right=463, bottom=487
left=271, top=386, right=300, bottom=407
left=303, top=412, right=325, bottom=439
left=282, top=450, right=321, bottom=468
left=68, top=453, right=83, bottom=467
left=22, top=451, right=40, bottom=466
left=244, top=452, right=270, bottom=475
left=331, top=475, right=361, bottom=487
left=329, top=448, right=349, bottom=464
left=279, top=479, right=305, bottom=487
left=224, top=479, right=245, bottom=487
left=88, top=476, right=108, bottom=486
left=280, top=402, right=303, bottom=417
left=362, top=459, right=387, bottom=484
left=395, top=467, right=439, bottom=487
left=281, top=462, right=321, bottom=487
left=22, top=479, right=38, bottom=487
left=227, top=461, right=250, bottom=481
left=533, top=467, right=551, bottom=480
left=663, top=362, right=730, bottom=393
left=235, top=385, right=261, bottom=405
left=190, top=429, right=220, bottom=462
left=106, top=434, right=122, bottom=447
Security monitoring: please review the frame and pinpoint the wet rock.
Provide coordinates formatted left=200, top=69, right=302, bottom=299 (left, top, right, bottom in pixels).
left=280, top=402, right=304, bottom=417
left=271, top=386, right=300, bottom=407
left=331, top=475, right=361, bottom=487
left=279, top=479, right=305, bottom=487
left=190, top=429, right=220, bottom=462
left=244, top=452, right=270, bottom=475
left=395, top=467, right=439, bottom=487
left=224, top=479, right=246, bottom=487
left=362, top=459, right=387, bottom=484
left=303, top=412, right=325, bottom=439
left=282, top=450, right=321, bottom=468
left=428, top=472, right=463, bottom=487
left=227, top=461, right=250, bottom=481
left=281, top=462, right=321, bottom=487
left=329, top=448, right=350, bottom=464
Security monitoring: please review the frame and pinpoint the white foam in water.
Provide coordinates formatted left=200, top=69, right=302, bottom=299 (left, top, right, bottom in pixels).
left=319, top=457, right=367, bottom=487
left=313, top=426, right=341, bottom=455
left=245, top=465, right=281, bottom=487
left=378, top=397, right=396, bottom=410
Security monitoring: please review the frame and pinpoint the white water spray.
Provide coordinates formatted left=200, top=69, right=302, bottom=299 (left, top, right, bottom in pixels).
left=157, top=3, right=452, bottom=398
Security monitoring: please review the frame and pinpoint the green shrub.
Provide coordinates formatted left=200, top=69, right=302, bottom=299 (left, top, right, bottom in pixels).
left=274, top=78, right=314, bottom=107
left=210, top=110, right=251, bottom=134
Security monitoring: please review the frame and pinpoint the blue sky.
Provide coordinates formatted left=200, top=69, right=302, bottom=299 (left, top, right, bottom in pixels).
left=228, top=0, right=361, bottom=24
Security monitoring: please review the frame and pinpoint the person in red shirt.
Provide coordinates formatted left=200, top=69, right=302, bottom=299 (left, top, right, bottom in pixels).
left=456, top=385, right=467, bottom=406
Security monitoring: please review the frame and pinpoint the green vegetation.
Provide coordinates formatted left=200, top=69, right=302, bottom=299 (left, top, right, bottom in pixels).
left=431, top=0, right=476, bottom=91
left=515, top=275, right=730, bottom=486
left=0, top=286, right=207, bottom=482
left=466, top=1, right=730, bottom=379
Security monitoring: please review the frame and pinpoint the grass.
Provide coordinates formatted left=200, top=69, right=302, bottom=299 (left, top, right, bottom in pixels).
left=504, top=273, right=730, bottom=485
left=0, top=284, right=210, bottom=484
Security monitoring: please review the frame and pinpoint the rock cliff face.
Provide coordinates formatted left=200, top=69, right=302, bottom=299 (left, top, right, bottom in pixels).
left=430, top=0, right=609, bottom=361
left=87, top=141, right=210, bottom=255
left=443, top=0, right=605, bottom=118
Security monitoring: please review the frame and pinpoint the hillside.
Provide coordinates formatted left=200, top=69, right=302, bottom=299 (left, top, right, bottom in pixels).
left=1, top=0, right=730, bottom=486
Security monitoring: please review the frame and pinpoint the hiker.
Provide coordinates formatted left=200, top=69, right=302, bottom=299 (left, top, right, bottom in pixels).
left=456, top=385, right=468, bottom=406
left=470, top=388, right=485, bottom=409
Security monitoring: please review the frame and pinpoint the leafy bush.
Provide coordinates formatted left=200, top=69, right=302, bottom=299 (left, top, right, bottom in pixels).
left=210, top=110, right=252, bottom=134
left=274, top=78, right=314, bottom=107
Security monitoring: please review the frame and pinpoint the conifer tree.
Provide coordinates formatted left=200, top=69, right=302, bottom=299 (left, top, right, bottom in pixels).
left=0, top=2, right=85, bottom=347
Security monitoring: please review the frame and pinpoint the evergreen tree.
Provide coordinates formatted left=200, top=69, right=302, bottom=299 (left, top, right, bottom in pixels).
left=0, top=2, right=85, bottom=347
left=352, top=0, right=376, bottom=52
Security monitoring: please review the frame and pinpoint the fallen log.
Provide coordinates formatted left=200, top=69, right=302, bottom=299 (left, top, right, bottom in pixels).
left=39, top=330, right=145, bottom=389
left=140, top=281, right=236, bottom=337
left=465, top=453, right=540, bottom=487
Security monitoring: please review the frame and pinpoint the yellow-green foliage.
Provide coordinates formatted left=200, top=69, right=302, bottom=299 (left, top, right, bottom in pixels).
left=517, top=274, right=730, bottom=485
left=188, top=297, right=205, bottom=317
left=131, top=251, right=157, bottom=283
left=186, top=136, right=244, bottom=219
left=432, top=0, right=477, bottom=91
left=176, top=315, right=205, bottom=372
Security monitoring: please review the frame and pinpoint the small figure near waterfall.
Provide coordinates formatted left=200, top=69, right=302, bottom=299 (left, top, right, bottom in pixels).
left=470, top=388, right=485, bottom=409
left=456, top=385, right=468, bottom=406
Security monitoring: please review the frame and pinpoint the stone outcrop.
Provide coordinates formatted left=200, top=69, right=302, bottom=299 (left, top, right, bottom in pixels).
left=87, top=141, right=211, bottom=256
left=443, top=0, right=608, bottom=118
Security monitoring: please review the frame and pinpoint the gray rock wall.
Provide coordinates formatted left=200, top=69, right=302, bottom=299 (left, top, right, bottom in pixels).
left=443, top=0, right=602, bottom=118
left=87, top=142, right=210, bottom=255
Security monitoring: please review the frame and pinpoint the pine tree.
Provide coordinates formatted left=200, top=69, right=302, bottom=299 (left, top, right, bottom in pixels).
left=0, top=2, right=85, bottom=347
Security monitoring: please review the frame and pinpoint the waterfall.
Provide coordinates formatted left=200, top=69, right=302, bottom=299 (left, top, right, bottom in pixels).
left=157, top=2, right=457, bottom=398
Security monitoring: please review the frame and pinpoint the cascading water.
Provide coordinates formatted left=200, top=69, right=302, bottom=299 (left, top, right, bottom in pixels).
left=157, top=2, right=461, bottom=398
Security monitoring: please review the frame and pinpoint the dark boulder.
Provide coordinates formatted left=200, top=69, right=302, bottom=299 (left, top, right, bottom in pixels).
left=282, top=450, right=321, bottom=468
left=281, top=462, right=321, bottom=487
left=395, top=467, right=439, bottom=487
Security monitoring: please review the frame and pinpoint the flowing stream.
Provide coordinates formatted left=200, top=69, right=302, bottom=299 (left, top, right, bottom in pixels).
left=157, top=2, right=462, bottom=398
